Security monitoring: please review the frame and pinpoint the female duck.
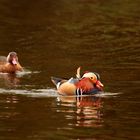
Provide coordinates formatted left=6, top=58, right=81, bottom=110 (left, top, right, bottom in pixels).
left=51, top=67, right=104, bottom=96
left=0, top=52, right=23, bottom=73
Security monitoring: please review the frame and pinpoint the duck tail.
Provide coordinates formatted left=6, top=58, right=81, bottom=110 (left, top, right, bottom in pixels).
left=51, top=77, right=61, bottom=85
left=51, top=77, right=68, bottom=89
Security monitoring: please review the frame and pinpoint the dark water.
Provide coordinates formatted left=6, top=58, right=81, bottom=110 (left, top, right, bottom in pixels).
left=0, top=0, right=140, bottom=139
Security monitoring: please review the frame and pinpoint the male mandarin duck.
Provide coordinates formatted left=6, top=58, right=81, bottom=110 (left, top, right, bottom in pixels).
left=51, top=67, right=104, bottom=96
left=0, top=52, right=23, bottom=73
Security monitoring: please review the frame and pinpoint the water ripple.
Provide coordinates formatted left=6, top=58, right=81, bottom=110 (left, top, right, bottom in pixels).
left=0, top=88, right=58, bottom=97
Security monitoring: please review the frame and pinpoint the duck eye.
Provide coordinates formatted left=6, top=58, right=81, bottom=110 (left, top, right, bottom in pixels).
left=90, top=77, right=93, bottom=79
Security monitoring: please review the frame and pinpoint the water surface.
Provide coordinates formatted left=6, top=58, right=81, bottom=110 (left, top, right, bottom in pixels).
left=0, top=0, right=140, bottom=139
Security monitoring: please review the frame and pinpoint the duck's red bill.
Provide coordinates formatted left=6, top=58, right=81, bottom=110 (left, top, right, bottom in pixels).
left=12, top=58, right=17, bottom=65
left=96, top=80, right=104, bottom=90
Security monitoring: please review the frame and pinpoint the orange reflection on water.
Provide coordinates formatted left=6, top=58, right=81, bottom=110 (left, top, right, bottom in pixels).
left=76, top=96, right=103, bottom=127
left=57, top=95, right=104, bottom=128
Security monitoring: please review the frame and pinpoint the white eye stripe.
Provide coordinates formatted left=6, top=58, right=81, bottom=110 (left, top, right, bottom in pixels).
left=94, top=72, right=100, bottom=80
left=82, top=72, right=97, bottom=80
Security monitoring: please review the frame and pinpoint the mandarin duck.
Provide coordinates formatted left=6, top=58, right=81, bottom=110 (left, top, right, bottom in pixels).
left=0, top=52, right=23, bottom=73
left=51, top=67, right=104, bottom=96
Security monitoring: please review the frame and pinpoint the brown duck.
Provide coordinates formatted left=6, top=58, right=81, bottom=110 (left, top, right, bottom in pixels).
left=0, top=52, right=23, bottom=73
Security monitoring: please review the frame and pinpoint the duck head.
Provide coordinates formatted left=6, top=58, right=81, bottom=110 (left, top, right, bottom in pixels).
left=82, top=72, right=104, bottom=90
left=7, top=52, right=19, bottom=65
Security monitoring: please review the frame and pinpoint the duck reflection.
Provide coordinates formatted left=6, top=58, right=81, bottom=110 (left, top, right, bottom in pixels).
left=0, top=73, right=20, bottom=87
left=57, top=95, right=103, bottom=127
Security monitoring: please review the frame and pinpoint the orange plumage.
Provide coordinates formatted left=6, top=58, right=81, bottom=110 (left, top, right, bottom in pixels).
left=75, top=78, right=95, bottom=92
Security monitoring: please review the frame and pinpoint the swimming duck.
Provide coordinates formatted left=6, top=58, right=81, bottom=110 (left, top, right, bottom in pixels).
left=51, top=67, right=104, bottom=96
left=0, top=52, right=23, bottom=73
